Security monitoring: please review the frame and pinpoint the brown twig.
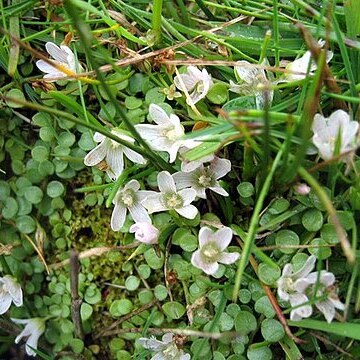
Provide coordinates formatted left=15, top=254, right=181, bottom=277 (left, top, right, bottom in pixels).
left=70, top=250, right=83, bottom=340
left=49, top=243, right=140, bottom=269
left=95, top=299, right=159, bottom=339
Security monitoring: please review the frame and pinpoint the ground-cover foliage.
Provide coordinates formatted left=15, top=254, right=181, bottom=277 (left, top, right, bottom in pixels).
left=1, top=0, right=360, bottom=359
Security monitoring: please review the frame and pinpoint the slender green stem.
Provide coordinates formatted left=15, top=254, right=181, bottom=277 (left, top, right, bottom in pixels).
left=152, top=0, right=163, bottom=43
left=232, top=144, right=284, bottom=302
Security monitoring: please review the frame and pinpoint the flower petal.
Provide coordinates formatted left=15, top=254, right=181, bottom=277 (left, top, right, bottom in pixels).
left=106, top=146, right=124, bottom=180
left=198, top=227, right=214, bottom=248
left=173, top=171, right=193, bottom=190
left=210, top=157, right=231, bottom=179
left=176, top=205, right=198, bottom=219
left=157, top=171, right=176, bottom=193
left=125, top=179, right=140, bottom=192
left=128, top=203, right=151, bottom=224
left=212, top=227, right=233, bottom=251
left=178, top=188, right=196, bottom=206
left=209, top=185, right=229, bottom=197
left=0, top=293, right=12, bottom=315
left=142, top=193, right=168, bottom=214
left=84, top=143, right=107, bottom=166
left=315, top=300, right=335, bottom=323
left=45, top=42, right=68, bottom=62
left=123, top=147, right=146, bottom=165
left=111, top=204, right=127, bottom=231
left=149, top=104, right=171, bottom=126
left=218, top=251, right=240, bottom=265
left=292, top=255, right=316, bottom=279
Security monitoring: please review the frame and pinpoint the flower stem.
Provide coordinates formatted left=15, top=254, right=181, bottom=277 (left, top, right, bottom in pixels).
left=152, top=0, right=163, bottom=44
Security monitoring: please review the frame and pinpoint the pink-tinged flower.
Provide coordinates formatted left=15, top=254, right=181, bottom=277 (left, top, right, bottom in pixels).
left=138, top=333, right=191, bottom=360
left=84, top=129, right=146, bottom=180
left=294, top=183, right=311, bottom=195
left=312, top=110, right=359, bottom=161
left=0, top=275, right=23, bottom=314
left=142, top=171, right=198, bottom=219
left=277, top=255, right=316, bottom=321
left=173, top=157, right=231, bottom=199
left=191, top=226, right=240, bottom=275
left=36, top=42, right=80, bottom=81
left=12, top=318, right=46, bottom=357
left=129, top=222, right=159, bottom=244
left=174, top=66, right=213, bottom=105
left=135, top=104, right=190, bottom=163
left=111, top=180, right=152, bottom=231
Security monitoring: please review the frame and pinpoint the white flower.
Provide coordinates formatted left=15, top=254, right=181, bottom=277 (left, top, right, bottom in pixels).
left=84, top=129, right=146, bottom=180
left=36, top=42, right=80, bottom=81
left=296, top=270, right=345, bottom=323
left=277, top=255, right=316, bottom=321
left=282, top=39, right=333, bottom=82
left=135, top=104, right=190, bottom=163
left=191, top=226, right=240, bottom=275
left=229, top=60, right=273, bottom=109
left=312, top=110, right=359, bottom=161
left=129, top=222, right=159, bottom=244
left=174, top=66, right=213, bottom=105
left=173, top=157, right=231, bottom=199
left=142, top=171, right=198, bottom=219
left=138, top=333, right=191, bottom=360
left=111, top=180, right=152, bottom=231
left=0, top=275, right=23, bottom=314
left=11, top=318, right=46, bottom=357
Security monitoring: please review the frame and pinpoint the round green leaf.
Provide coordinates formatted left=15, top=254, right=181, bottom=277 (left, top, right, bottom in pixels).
left=80, top=303, right=93, bottom=321
left=238, top=289, right=251, bottom=304
left=5, top=89, right=26, bottom=108
left=258, top=263, right=281, bottom=285
left=237, top=182, right=254, bottom=198
left=309, top=238, right=331, bottom=260
left=234, top=311, right=257, bottom=334
left=58, top=132, right=76, bottom=147
left=144, top=248, right=164, bottom=269
left=275, top=230, right=299, bottom=254
left=268, top=198, right=290, bottom=215
left=31, top=146, right=49, bottom=162
left=206, top=83, right=228, bottom=104
left=254, top=296, right=276, bottom=318
left=125, top=275, right=140, bottom=291
left=24, top=186, right=43, bottom=204
left=47, top=181, right=65, bottom=198
left=320, top=224, right=338, bottom=244
left=145, top=87, right=166, bottom=104
left=2, top=197, right=18, bottom=219
left=162, top=301, right=186, bottom=319
left=154, top=284, right=168, bottom=301
left=247, top=345, right=272, bottom=360
left=261, top=319, right=285, bottom=342
left=219, top=312, right=234, bottom=331
left=302, top=208, right=323, bottom=232
left=110, top=299, right=133, bottom=316
left=16, top=215, right=36, bottom=233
